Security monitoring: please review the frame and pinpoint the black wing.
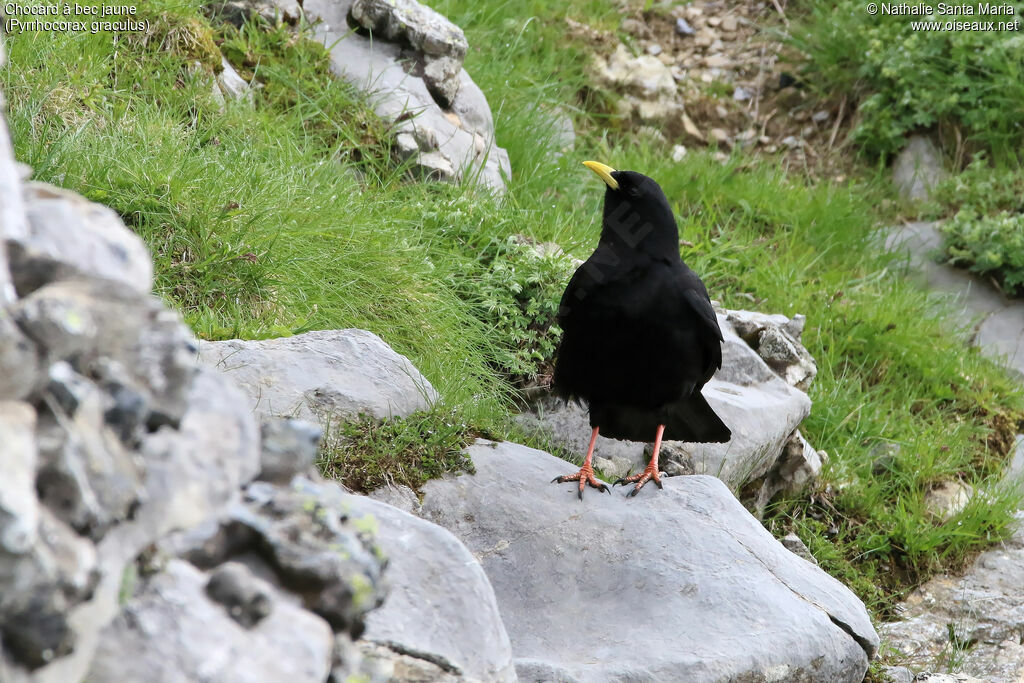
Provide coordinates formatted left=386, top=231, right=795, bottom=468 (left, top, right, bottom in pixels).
left=553, top=255, right=722, bottom=406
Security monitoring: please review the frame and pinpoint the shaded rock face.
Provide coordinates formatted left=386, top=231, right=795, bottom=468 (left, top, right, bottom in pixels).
left=219, top=0, right=511, bottom=193
left=0, top=106, right=391, bottom=682
left=197, top=329, right=438, bottom=424
left=420, top=441, right=879, bottom=682
left=521, top=310, right=819, bottom=505
left=881, top=511, right=1024, bottom=682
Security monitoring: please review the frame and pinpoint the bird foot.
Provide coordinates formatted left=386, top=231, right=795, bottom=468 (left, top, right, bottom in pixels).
left=613, top=464, right=664, bottom=497
left=552, top=464, right=610, bottom=500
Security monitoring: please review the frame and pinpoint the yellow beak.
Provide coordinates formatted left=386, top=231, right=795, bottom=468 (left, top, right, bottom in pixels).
left=583, top=160, right=619, bottom=190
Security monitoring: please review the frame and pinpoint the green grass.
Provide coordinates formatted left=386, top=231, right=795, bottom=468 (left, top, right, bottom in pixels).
left=319, top=408, right=482, bottom=493
left=3, top=0, right=1024, bottom=629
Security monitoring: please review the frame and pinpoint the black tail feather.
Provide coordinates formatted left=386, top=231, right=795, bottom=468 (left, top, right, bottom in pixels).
left=589, top=392, right=730, bottom=443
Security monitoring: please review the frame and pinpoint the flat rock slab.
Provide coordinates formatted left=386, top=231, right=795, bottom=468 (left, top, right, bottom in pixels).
left=197, top=328, right=438, bottom=423
left=420, top=440, right=878, bottom=683
left=886, top=221, right=1024, bottom=377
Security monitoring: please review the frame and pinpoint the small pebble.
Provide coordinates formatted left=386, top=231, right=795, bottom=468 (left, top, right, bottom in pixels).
left=647, top=44, right=663, bottom=56
left=733, top=86, right=752, bottom=101
left=812, top=110, right=830, bottom=123
left=671, top=145, right=688, bottom=162
left=781, top=135, right=801, bottom=149
left=675, top=17, right=696, bottom=35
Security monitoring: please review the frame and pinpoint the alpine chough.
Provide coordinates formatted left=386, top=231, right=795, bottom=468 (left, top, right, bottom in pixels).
left=551, top=161, right=731, bottom=498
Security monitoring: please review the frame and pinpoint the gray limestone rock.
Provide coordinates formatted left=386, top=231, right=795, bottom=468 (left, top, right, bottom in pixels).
left=350, top=0, right=468, bottom=60
left=205, top=561, right=274, bottom=628
left=726, top=309, right=817, bottom=390
left=422, top=55, right=462, bottom=108
left=13, top=278, right=198, bottom=428
left=885, top=221, right=1024, bottom=379
left=258, top=418, right=321, bottom=484
left=882, top=666, right=914, bottom=683
left=168, top=478, right=385, bottom=636
left=0, top=107, right=26, bottom=305
left=592, top=454, right=632, bottom=480
left=881, top=512, right=1024, bottom=681
left=420, top=440, right=878, bottom=682
left=0, top=506, right=98, bottom=672
left=339, top=492, right=516, bottom=682
left=250, top=479, right=514, bottom=681
left=217, top=56, right=253, bottom=104
left=35, top=372, right=142, bottom=541
left=354, top=640, right=464, bottom=682
left=367, top=484, right=420, bottom=515
left=781, top=532, right=818, bottom=565
left=198, top=328, right=438, bottom=424
left=209, top=0, right=304, bottom=24
left=923, top=480, right=973, bottom=521
left=593, top=44, right=682, bottom=126
left=757, top=324, right=818, bottom=390
left=0, top=303, right=40, bottom=401
left=10, top=182, right=153, bottom=296
left=0, top=401, right=38, bottom=554
left=87, top=559, right=334, bottom=683
left=309, top=1, right=510, bottom=193
left=893, top=135, right=948, bottom=202
left=752, top=429, right=824, bottom=514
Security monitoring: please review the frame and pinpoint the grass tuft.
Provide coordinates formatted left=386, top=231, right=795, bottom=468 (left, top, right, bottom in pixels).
left=318, top=408, right=482, bottom=493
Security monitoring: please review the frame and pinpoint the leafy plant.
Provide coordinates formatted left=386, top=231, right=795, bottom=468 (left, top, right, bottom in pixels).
left=941, top=209, right=1024, bottom=295
left=789, top=2, right=1024, bottom=160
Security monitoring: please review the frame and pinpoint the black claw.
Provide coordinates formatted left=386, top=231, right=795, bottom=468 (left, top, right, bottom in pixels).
left=627, top=486, right=640, bottom=497
left=578, top=487, right=584, bottom=501
left=601, top=485, right=611, bottom=494
left=612, top=478, right=625, bottom=487
left=655, top=479, right=664, bottom=489
left=551, top=476, right=563, bottom=484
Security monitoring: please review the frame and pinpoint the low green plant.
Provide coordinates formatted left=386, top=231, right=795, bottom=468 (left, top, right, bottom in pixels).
left=789, top=2, right=1024, bottom=160
left=318, top=408, right=482, bottom=493
left=918, top=156, right=1024, bottom=296
left=940, top=210, right=1024, bottom=295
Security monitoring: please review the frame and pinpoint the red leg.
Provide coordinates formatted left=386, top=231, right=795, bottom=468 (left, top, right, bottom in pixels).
left=552, top=426, right=610, bottom=500
left=614, top=424, right=665, bottom=497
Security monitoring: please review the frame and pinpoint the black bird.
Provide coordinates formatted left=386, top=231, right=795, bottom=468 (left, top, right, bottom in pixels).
left=551, top=161, right=731, bottom=498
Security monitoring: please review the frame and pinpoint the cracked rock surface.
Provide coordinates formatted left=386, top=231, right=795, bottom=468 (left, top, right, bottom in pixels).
left=419, top=439, right=879, bottom=682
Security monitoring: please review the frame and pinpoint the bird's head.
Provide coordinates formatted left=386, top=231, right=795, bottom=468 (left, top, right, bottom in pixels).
left=582, top=161, right=679, bottom=257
